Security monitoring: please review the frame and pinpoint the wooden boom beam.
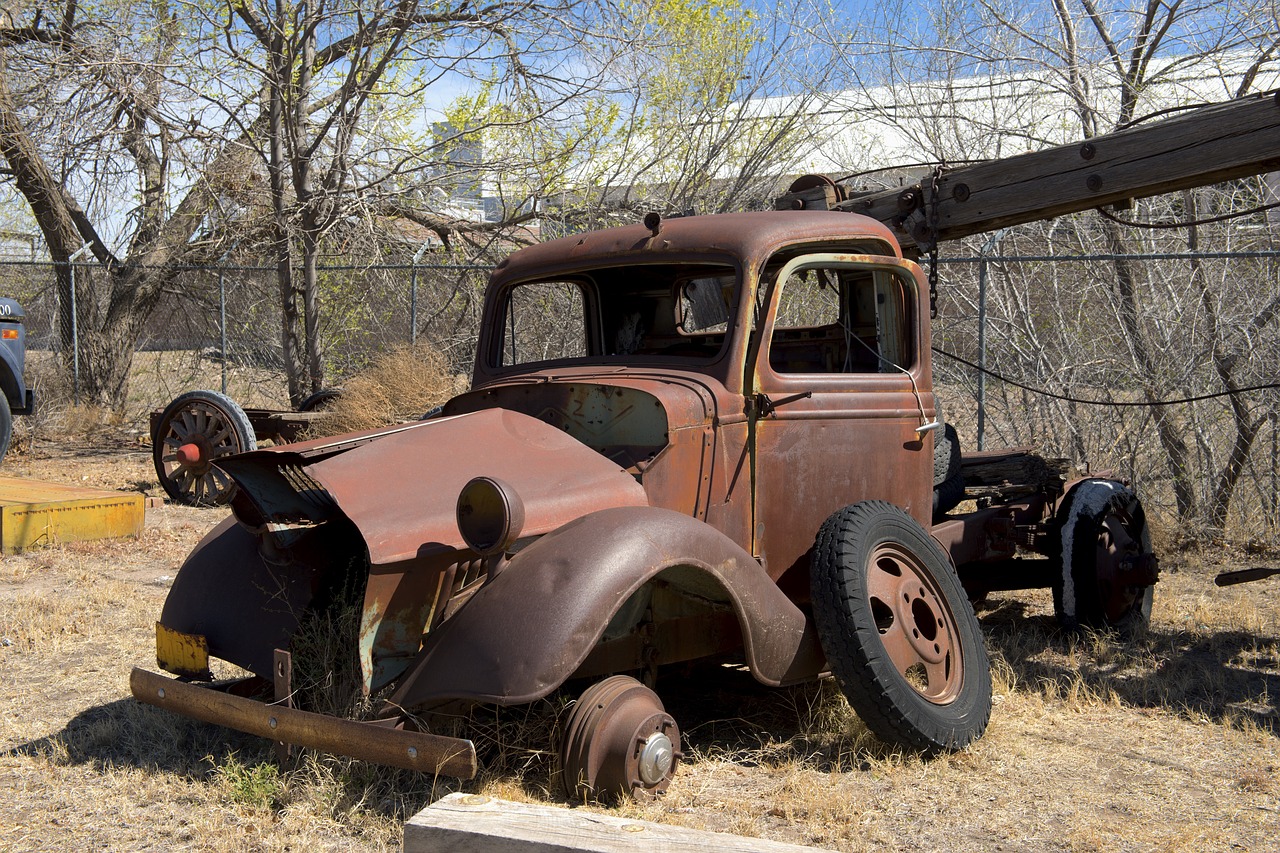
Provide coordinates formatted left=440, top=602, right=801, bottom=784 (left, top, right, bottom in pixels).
left=776, top=90, right=1280, bottom=250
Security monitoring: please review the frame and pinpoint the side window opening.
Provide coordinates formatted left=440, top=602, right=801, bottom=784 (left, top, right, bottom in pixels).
left=768, top=262, right=913, bottom=375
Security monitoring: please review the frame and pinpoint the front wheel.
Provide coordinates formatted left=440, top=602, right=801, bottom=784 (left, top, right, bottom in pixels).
left=811, top=501, right=992, bottom=753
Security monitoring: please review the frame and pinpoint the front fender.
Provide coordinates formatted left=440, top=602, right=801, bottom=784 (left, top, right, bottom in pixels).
left=386, top=506, right=826, bottom=710
left=159, top=516, right=317, bottom=677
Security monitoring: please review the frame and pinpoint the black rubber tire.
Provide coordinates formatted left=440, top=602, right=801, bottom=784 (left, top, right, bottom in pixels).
left=152, top=389, right=257, bottom=506
left=1052, top=480, right=1154, bottom=637
left=933, top=423, right=960, bottom=485
left=297, top=388, right=343, bottom=412
left=932, top=468, right=965, bottom=520
left=0, top=391, right=11, bottom=465
left=811, top=501, right=992, bottom=753
left=932, top=422, right=964, bottom=518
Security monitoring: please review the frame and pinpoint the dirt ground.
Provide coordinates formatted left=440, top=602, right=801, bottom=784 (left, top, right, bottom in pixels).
left=1, top=436, right=1278, bottom=852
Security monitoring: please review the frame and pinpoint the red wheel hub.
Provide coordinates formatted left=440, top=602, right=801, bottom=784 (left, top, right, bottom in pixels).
left=175, top=442, right=205, bottom=466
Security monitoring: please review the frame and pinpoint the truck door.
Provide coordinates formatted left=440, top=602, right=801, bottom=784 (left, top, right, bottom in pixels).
left=748, top=253, right=935, bottom=582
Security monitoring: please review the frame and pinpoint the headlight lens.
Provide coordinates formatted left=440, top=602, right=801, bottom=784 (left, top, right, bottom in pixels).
left=456, top=476, right=525, bottom=557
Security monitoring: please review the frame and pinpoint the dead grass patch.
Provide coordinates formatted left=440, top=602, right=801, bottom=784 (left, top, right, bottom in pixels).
left=303, top=343, right=462, bottom=437
left=2, top=440, right=1279, bottom=851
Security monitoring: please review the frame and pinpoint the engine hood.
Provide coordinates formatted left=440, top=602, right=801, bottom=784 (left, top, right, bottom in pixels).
left=219, top=407, right=648, bottom=567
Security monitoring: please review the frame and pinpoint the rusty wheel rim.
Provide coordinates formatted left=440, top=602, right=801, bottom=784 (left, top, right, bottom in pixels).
left=158, top=401, right=242, bottom=504
left=1094, top=508, right=1144, bottom=623
left=562, top=675, right=680, bottom=801
left=865, top=542, right=964, bottom=705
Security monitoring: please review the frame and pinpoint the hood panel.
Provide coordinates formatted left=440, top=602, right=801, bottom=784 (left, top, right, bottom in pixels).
left=299, top=408, right=647, bottom=566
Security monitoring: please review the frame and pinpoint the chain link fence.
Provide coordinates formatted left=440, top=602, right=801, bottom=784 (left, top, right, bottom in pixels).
left=932, top=245, right=1280, bottom=540
left=0, top=260, right=492, bottom=414
left=2, top=244, right=1278, bottom=539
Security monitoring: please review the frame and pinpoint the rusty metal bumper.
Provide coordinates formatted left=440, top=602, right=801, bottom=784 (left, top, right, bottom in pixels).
left=130, top=668, right=477, bottom=778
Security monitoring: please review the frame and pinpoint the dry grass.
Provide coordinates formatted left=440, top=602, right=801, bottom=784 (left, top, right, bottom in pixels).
left=304, top=343, right=464, bottom=437
left=1, top=426, right=1278, bottom=850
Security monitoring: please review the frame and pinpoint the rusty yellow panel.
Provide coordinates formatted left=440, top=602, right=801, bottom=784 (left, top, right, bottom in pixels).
left=156, top=622, right=211, bottom=680
left=0, top=476, right=145, bottom=554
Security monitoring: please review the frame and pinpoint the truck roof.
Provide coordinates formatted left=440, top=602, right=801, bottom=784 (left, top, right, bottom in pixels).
left=0, top=298, right=24, bottom=321
left=493, top=210, right=903, bottom=281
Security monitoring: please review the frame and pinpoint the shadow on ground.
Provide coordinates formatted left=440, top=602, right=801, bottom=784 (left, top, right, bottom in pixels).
left=4, top=696, right=463, bottom=821
left=980, top=597, right=1280, bottom=734
left=9, top=601, right=1277, bottom=816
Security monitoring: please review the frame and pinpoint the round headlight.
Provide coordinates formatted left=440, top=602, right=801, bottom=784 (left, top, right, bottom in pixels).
left=456, top=476, right=525, bottom=557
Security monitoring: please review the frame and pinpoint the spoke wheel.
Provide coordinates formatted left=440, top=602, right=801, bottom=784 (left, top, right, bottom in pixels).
left=811, top=501, right=991, bottom=753
left=1054, top=479, right=1157, bottom=637
left=561, top=675, right=681, bottom=802
left=152, top=390, right=256, bottom=506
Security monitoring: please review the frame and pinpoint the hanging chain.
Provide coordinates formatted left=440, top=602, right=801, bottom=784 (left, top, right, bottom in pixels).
left=926, top=163, right=946, bottom=319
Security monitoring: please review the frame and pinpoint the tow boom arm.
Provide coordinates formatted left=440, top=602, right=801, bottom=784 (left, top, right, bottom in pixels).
left=776, top=90, right=1280, bottom=250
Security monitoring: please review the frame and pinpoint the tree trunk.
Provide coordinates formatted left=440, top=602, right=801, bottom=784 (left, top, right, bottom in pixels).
left=268, top=33, right=305, bottom=408
left=301, top=225, right=325, bottom=395
left=1099, top=215, right=1198, bottom=522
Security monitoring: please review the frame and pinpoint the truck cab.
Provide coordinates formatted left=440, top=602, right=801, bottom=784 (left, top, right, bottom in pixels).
left=449, top=211, right=937, bottom=578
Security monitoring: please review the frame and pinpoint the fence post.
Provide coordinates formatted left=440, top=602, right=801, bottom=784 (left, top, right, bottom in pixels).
left=410, top=241, right=432, bottom=345
left=69, top=263, right=76, bottom=406
left=68, top=243, right=93, bottom=405
left=410, top=265, right=418, bottom=345
left=1272, top=407, right=1278, bottom=531
left=975, top=229, right=1007, bottom=451
left=219, top=269, right=228, bottom=394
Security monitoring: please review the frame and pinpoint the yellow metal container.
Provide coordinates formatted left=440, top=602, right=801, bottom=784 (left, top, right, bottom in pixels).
left=0, top=476, right=145, bottom=554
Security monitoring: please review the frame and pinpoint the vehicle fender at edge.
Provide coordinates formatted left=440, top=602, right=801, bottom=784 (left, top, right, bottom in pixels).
left=159, top=516, right=318, bottom=678
left=0, top=345, right=23, bottom=406
left=385, top=506, right=826, bottom=711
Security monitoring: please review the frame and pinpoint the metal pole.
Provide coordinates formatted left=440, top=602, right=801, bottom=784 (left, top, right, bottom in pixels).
left=1272, top=407, right=1278, bottom=531
left=976, top=229, right=1007, bottom=451
left=410, top=241, right=432, bottom=345
left=215, top=241, right=242, bottom=395
left=410, top=266, right=418, bottom=345
left=68, top=243, right=93, bottom=406
left=219, top=269, right=228, bottom=394
left=70, top=263, right=78, bottom=406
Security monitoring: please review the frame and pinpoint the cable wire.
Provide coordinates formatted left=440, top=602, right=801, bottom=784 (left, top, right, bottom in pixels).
left=933, top=346, right=1280, bottom=406
left=1096, top=199, right=1280, bottom=230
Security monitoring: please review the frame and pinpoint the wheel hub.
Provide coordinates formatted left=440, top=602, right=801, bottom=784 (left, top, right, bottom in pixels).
left=868, top=545, right=964, bottom=705
left=174, top=441, right=206, bottom=467
left=637, top=731, right=674, bottom=785
left=1095, top=512, right=1155, bottom=622
left=561, top=675, right=681, bottom=801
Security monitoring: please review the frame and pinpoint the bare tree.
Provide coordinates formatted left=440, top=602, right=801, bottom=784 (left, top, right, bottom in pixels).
left=820, top=0, right=1280, bottom=534
left=0, top=1, right=260, bottom=407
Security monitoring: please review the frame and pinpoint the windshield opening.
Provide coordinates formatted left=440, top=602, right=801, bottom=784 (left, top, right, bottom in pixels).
left=495, top=262, right=738, bottom=368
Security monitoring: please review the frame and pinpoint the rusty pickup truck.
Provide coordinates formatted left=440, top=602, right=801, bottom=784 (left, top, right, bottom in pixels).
left=132, top=210, right=1157, bottom=800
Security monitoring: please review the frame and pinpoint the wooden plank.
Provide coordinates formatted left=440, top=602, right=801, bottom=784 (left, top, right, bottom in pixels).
left=0, top=475, right=145, bottom=554
left=789, top=92, right=1280, bottom=248
left=405, top=793, right=836, bottom=853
